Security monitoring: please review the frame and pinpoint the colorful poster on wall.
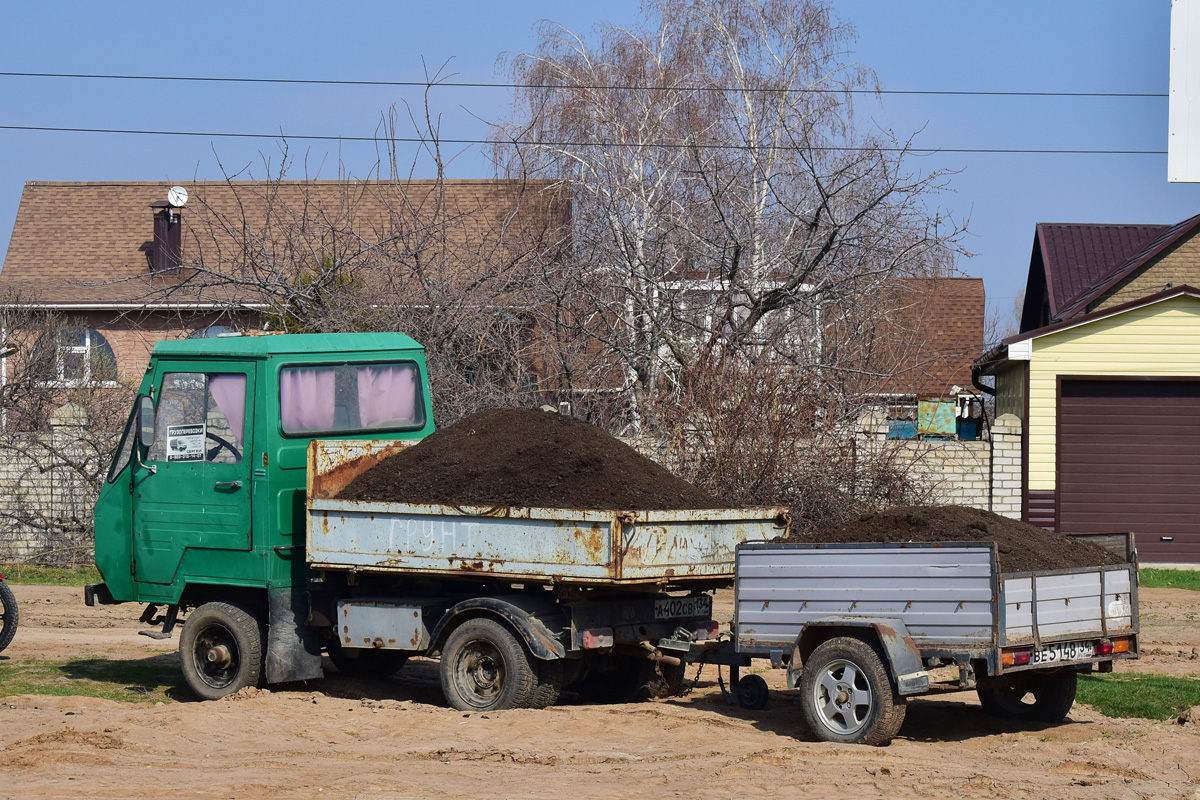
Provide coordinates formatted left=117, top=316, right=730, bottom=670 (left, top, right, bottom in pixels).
left=917, top=400, right=956, bottom=437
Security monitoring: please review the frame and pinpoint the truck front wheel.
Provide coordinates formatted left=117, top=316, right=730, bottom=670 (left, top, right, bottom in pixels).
left=179, top=602, right=264, bottom=700
left=977, top=671, right=1077, bottom=723
left=799, top=636, right=907, bottom=746
left=440, top=618, right=560, bottom=711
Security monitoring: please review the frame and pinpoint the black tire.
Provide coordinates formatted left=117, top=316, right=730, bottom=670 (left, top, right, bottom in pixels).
left=799, top=636, right=907, bottom=746
left=736, top=673, right=770, bottom=710
left=440, top=618, right=546, bottom=712
left=0, top=580, right=18, bottom=653
left=179, top=601, right=264, bottom=701
left=576, top=654, right=686, bottom=704
left=977, top=671, right=1077, bottom=723
left=326, top=637, right=409, bottom=676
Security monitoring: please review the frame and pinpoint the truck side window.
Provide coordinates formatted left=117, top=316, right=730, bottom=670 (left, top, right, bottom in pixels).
left=280, top=362, right=423, bottom=436
left=105, top=400, right=139, bottom=483
left=148, top=372, right=248, bottom=464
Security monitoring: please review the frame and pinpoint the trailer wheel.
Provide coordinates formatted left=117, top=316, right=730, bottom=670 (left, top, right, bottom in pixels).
left=179, top=602, right=264, bottom=700
left=440, top=618, right=539, bottom=711
left=326, top=637, right=408, bottom=677
left=735, top=673, right=770, bottom=710
left=977, top=671, right=1077, bottom=723
left=0, top=580, right=18, bottom=653
left=800, top=636, right=907, bottom=746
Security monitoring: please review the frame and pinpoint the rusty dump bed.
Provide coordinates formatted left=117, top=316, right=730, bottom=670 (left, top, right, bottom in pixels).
left=305, top=440, right=790, bottom=585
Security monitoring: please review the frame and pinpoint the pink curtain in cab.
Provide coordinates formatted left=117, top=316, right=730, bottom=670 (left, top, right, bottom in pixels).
left=207, top=374, right=247, bottom=443
left=357, top=365, right=416, bottom=427
left=280, top=368, right=335, bottom=432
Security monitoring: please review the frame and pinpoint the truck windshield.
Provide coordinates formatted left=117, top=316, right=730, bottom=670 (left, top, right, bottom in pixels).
left=279, top=362, right=424, bottom=436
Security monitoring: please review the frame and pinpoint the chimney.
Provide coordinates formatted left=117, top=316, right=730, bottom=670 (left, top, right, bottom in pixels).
left=149, top=185, right=187, bottom=273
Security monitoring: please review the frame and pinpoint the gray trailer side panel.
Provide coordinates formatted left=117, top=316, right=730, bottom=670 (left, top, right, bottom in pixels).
left=735, top=543, right=997, bottom=654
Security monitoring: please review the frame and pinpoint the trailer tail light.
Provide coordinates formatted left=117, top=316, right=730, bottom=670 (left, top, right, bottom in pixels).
left=1094, top=640, right=1115, bottom=655
left=1001, top=648, right=1032, bottom=667
left=1111, top=637, right=1131, bottom=654
left=582, top=628, right=614, bottom=649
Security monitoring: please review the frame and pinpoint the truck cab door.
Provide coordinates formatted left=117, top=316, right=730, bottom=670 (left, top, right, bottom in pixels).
left=132, top=363, right=255, bottom=586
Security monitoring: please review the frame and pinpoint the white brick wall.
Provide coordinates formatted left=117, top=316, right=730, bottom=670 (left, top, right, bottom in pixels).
left=856, top=412, right=1023, bottom=518
left=0, top=413, right=102, bottom=563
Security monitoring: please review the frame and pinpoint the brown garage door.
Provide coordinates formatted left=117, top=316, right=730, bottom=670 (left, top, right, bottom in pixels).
left=1058, top=379, right=1200, bottom=563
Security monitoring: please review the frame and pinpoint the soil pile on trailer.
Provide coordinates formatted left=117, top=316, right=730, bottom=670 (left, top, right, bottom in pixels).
left=339, top=407, right=727, bottom=510
left=787, top=505, right=1125, bottom=573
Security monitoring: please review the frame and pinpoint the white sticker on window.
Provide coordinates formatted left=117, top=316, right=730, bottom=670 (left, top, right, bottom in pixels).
left=166, top=424, right=206, bottom=462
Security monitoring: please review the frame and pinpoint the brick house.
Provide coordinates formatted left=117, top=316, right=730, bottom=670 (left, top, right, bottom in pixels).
left=978, top=217, right=1200, bottom=563
left=0, top=179, right=567, bottom=386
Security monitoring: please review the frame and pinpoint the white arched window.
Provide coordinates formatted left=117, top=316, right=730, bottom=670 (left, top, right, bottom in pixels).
left=32, top=327, right=118, bottom=385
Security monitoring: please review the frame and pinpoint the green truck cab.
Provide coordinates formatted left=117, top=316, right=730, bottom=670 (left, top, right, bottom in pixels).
left=91, top=332, right=433, bottom=690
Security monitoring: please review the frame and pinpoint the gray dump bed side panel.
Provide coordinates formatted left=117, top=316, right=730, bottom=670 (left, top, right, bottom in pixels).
left=308, top=498, right=785, bottom=583
left=735, top=542, right=997, bottom=654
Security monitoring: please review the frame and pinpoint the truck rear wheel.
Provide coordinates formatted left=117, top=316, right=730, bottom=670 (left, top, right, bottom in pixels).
left=799, top=636, right=906, bottom=746
left=441, top=618, right=558, bottom=711
left=977, top=671, right=1077, bottom=723
left=179, top=601, right=264, bottom=700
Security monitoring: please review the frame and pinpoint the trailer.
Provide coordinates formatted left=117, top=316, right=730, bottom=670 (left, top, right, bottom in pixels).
left=700, top=539, right=1138, bottom=746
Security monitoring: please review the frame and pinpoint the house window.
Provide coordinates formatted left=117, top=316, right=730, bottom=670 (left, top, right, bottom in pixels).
left=32, top=327, right=118, bottom=385
left=187, top=325, right=236, bottom=339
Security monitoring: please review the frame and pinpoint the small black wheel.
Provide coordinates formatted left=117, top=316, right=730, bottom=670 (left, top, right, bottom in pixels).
left=179, top=601, right=264, bottom=700
left=576, top=654, right=685, bottom=703
left=736, top=673, right=770, bottom=710
left=799, top=636, right=907, bottom=746
left=440, top=618, right=540, bottom=711
left=977, top=671, right=1077, bottom=723
left=326, top=637, right=409, bottom=676
left=0, top=580, right=18, bottom=653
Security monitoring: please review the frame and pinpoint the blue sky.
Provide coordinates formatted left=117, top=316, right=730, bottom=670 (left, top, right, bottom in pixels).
left=2, top=1, right=1198, bottom=329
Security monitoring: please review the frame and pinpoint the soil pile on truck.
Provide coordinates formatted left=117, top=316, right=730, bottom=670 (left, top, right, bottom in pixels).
left=338, top=407, right=728, bottom=510
left=786, top=505, right=1125, bottom=572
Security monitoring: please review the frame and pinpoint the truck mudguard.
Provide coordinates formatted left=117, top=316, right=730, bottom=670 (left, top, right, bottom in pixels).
left=265, top=586, right=324, bottom=684
left=787, top=616, right=930, bottom=696
left=429, top=595, right=568, bottom=661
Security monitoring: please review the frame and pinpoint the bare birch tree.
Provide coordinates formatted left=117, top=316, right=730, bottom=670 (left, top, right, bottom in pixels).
left=498, top=0, right=970, bottom=520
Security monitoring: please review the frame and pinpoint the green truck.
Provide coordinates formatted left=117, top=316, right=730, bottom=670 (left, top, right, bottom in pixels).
left=88, top=332, right=787, bottom=709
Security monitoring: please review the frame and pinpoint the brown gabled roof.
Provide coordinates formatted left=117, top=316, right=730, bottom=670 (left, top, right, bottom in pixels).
left=0, top=180, right=566, bottom=306
left=1035, top=222, right=1170, bottom=319
left=1022, top=215, right=1200, bottom=330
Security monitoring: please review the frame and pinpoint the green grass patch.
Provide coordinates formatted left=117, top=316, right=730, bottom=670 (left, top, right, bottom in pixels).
left=0, top=563, right=101, bottom=586
left=1077, top=673, right=1200, bottom=720
left=1139, top=568, right=1200, bottom=592
left=0, top=655, right=180, bottom=703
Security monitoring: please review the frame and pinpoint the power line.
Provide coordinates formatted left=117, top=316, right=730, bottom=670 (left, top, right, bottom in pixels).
left=0, top=70, right=1167, bottom=98
left=0, top=124, right=1168, bottom=155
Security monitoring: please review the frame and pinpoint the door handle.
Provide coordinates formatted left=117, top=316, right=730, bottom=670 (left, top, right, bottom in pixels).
left=215, top=480, right=243, bottom=489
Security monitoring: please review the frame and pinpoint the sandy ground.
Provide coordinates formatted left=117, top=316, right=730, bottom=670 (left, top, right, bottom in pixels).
left=1, top=583, right=1198, bottom=800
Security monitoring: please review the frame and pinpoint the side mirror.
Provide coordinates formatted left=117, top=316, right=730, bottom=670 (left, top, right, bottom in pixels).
left=137, top=395, right=155, bottom=448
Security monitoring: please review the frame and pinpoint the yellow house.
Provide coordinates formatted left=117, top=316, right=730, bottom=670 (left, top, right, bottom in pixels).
left=979, top=218, right=1200, bottom=564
